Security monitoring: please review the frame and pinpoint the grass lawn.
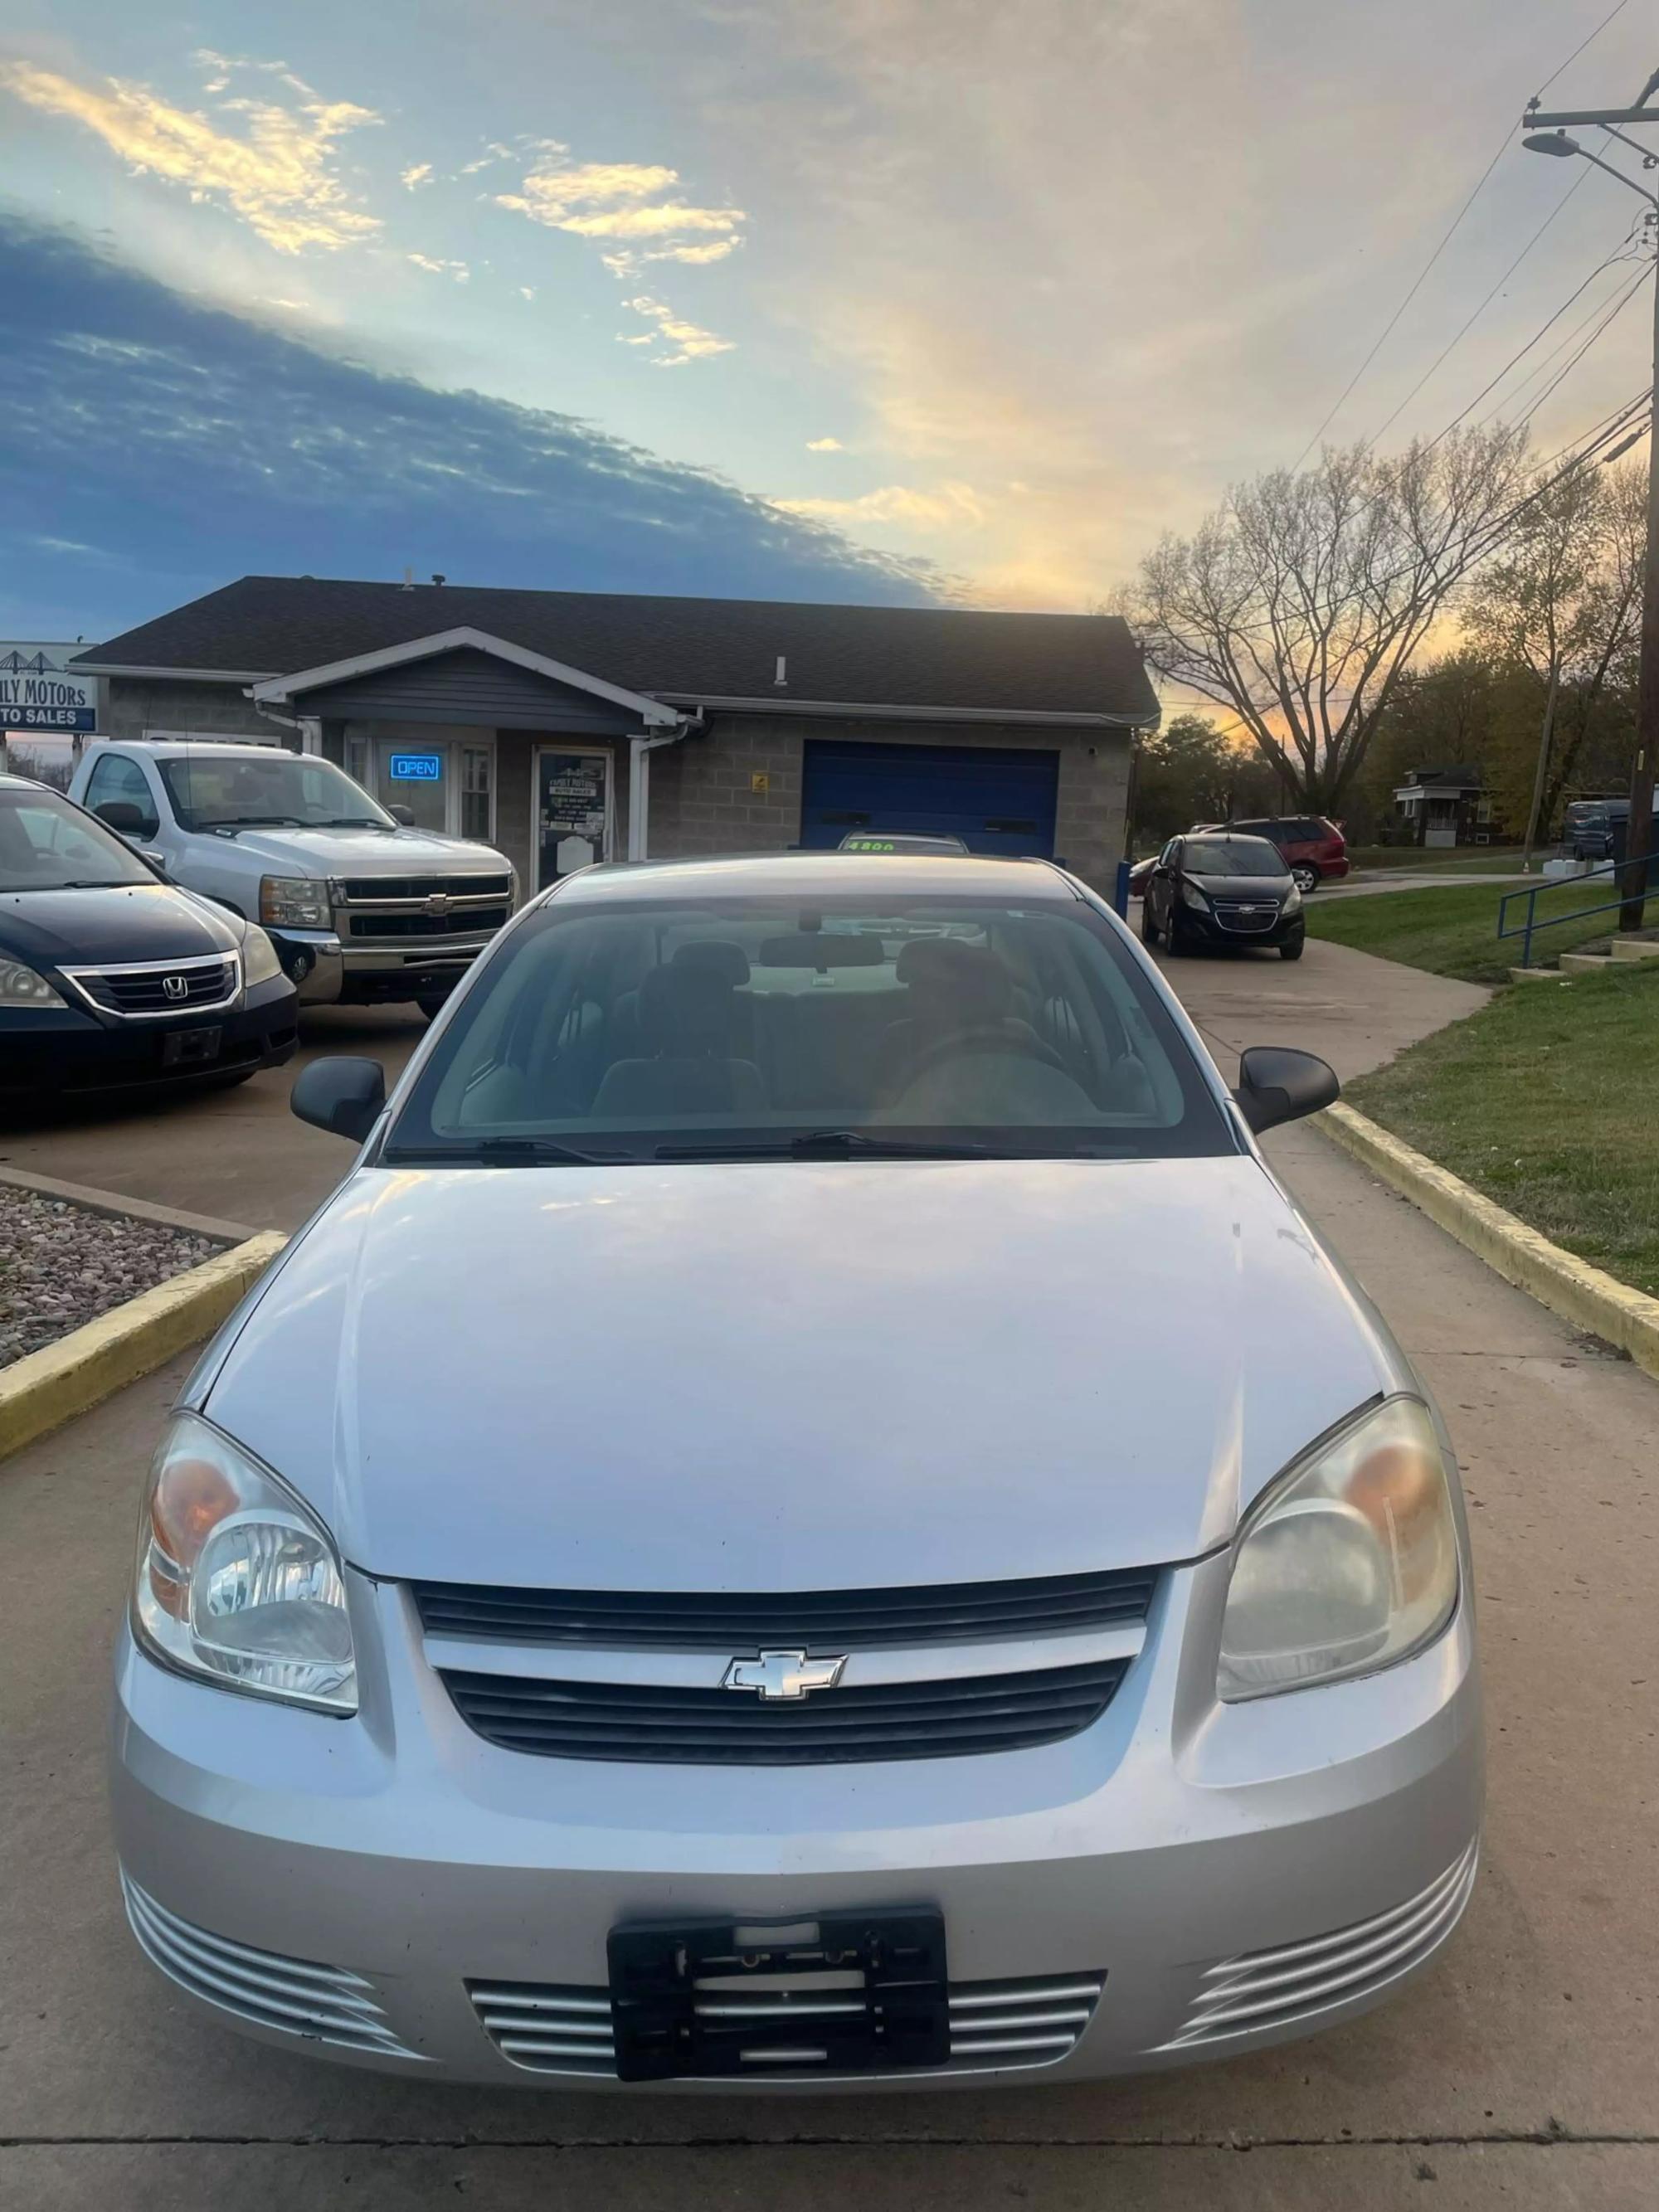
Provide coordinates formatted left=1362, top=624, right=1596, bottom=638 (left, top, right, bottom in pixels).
left=1346, top=846, right=1525, bottom=874
left=1348, top=961, right=1659, bottom=1299
left=1303, top=879, right=1621, bottom=984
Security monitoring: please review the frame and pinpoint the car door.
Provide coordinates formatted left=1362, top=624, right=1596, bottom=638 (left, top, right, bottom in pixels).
left=1152, top=839, right=1180, bottom=928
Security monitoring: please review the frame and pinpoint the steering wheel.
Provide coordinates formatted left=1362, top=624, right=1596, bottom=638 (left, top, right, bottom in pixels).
left=896, top=1021, right=1071, bottom=1093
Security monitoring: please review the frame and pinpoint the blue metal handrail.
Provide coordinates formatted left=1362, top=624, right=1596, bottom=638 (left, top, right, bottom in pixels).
left=1496, top=857, right=1649, bottom=970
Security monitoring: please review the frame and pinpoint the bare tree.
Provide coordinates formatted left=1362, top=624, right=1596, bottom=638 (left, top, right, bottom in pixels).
left=1128, top=425, right=1531, bottom=812
left=1462, top=459, right=1647, bottom=834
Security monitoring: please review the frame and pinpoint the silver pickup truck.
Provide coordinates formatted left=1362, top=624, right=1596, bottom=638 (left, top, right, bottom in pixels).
left=68, top=740, right=515, bottom=1015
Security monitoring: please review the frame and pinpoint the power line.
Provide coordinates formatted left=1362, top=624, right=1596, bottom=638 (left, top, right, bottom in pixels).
left=1365, top=168, right=1593, bottom=442
left=1468, top=242, right=1647, bottom=424
left=1511, top=260, right=1652, bottom=419
left=1287, top=0, right=1637, bottom=469
left=1532, top=0, right=1633, bottom=100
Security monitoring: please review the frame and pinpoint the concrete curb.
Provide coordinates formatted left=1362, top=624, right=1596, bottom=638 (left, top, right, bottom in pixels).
left=0, top=1232, right=287, bottom=1462
left=1318, top=1101, right=1659, bottom=1383
left=0, top=1164, right=257, bottom=1245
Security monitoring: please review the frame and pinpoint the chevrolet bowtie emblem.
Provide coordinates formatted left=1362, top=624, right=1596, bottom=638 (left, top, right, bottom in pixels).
left=722, top=1650, right=848, bottom=1701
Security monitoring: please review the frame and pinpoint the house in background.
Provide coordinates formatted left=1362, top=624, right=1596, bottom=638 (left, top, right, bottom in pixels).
left=1389, top=765, right=1495, bottom=848
left=69, top=578, right=1159, bottom=897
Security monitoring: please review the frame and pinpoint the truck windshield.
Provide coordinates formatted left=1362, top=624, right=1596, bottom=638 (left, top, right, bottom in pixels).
left=385, top=890, right=1236, bottom=1164
left=158, top=753, right=394, bottom=831
left=0, top=785, right=158, bottom=892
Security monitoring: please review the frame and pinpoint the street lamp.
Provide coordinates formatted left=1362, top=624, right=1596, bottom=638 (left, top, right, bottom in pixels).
left=1522, top=128, right=1659, bottom=929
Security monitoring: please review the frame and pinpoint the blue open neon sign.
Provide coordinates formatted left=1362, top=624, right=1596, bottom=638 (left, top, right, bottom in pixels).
left=388, top=752, right=442, bottom=782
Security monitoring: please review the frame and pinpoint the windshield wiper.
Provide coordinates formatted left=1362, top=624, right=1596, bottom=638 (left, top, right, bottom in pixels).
left=656, top=1130, right=995, bottom=1162
left=202, top=815, right=309, bottom=832
left=317, top=817, right=392, bottom=829
left=51, top=878, right=148, bottom=890
left=382, top=1135, right=620, bottom=1166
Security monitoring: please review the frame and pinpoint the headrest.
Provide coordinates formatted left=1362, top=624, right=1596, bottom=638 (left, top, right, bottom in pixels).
left=637, top=961, right=740, bottom=1055
left=672, top=938, right=751, bottom=986
left=894, top=936, right=1014, bottom=1016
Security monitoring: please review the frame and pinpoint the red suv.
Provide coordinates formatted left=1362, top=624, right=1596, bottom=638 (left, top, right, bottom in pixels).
left=1211, top=816, right=1348, bottom=892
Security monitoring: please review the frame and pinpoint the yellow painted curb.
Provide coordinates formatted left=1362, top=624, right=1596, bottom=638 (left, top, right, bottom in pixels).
left=0, top=1232, right=288, bottom=1462
left=1318, top=1101, right=1659, bottom=1383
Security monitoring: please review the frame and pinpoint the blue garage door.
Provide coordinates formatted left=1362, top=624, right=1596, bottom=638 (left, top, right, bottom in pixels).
left=799, top=739, right=1059, bottom=858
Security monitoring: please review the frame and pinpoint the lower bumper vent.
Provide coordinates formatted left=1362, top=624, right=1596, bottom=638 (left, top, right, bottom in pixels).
left=470, top=1970, right=1105, bottom=2078
left=1159, top=1836, right=1478, bottom=2049
left=121, top=1873, right=420, bottom=2059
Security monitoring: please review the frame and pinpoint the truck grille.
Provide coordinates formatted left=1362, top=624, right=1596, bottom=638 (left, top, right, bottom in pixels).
left=438, top=1655, right=1130, bottom=1764
left=470, top=1969, right=1105, bottom=2077
left=63, top=953, right=240, bottom=1018
left=349, top=907, right=508, bottom=940
left=412, top=1567, right=1157, bottom=1651
left=337, top=873, right=512, bottom=902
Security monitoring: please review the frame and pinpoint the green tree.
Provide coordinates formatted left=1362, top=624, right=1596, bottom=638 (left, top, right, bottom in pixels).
left=1131, top=712, right=1283, bottom=846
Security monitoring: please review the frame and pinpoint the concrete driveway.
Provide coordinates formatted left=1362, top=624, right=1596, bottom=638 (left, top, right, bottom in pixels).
left=2, top=938, right=1656, bottom=2210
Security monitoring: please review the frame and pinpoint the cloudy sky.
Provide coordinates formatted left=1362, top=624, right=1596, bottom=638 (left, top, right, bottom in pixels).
left=2, top=0, right=1654, bottom=641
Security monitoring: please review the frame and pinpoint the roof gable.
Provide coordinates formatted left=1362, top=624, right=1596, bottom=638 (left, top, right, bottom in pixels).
left=249, top=627, right=681, bottom=726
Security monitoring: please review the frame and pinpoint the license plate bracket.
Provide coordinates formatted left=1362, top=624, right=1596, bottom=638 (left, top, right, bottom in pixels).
left=607, top=1908, right=948, bottom=2081
left=161, top=1026, right=223, bottom=1068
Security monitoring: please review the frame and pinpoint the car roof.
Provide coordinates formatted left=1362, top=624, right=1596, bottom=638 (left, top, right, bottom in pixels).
left=549, top=851, right=1082, bottom=905
left=86, top=738, right=289, bottom=759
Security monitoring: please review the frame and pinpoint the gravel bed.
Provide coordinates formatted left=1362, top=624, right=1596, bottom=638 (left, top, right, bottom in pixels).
left=0, top=1187, right=221, bottom=1369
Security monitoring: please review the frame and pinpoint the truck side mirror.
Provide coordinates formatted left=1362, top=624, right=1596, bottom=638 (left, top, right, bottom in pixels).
left=95, top=800, right=148, bottom=836
left=291, top=1057, right=387, bottom=1143
left=1233, top=1046, right=1339, bottom=1135
left=388, top=803, right=416, bottom=827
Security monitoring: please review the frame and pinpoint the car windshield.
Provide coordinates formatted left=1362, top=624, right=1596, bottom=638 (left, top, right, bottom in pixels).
left=387, top=891, right=1234, bottom=1163
left=158, top=752, right=394, bottom=831
left=1185, top=839, right=1286, bottom=878
left=0, top=785, right=158, bottom=892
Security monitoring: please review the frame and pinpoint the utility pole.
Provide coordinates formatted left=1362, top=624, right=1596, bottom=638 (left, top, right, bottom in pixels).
left=1522, top=664, right=1560, bottom=873
left=1523, top=83, right=1659, bottom=927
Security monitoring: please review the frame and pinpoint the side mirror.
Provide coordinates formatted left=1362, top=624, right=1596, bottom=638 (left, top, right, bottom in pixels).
left=95, top=800, right=149, bottom=836
left=291, top=1056, right=387, bottom=1143
left=1233, top=1046, right=1339, bottom=1135
left=388, top=803, right=416, bottom=827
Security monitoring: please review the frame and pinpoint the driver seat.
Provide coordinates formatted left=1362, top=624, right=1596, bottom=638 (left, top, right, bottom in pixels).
left=879, top=938, right=1044, bottom=1097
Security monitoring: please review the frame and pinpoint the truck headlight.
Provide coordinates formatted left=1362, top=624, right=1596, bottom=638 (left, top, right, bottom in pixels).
left=0, top=956, right=67, bottom=1009
left=1217, top=1396, right=1459, bottom=1701
left=241, top=925, right=285, bottom=988
left=134, top=1412, right=356, bottom=1714
left=259, top=875, right=330, bottom=928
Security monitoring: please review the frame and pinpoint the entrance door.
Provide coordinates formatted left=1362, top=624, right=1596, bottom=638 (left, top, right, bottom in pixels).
left=536, top=746, right=614, bottom=888
left=374, top=739, right=449, bottom=833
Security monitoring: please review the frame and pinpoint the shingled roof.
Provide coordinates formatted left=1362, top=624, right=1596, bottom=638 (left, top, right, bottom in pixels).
left=75, top=576, right=1157, bottom=724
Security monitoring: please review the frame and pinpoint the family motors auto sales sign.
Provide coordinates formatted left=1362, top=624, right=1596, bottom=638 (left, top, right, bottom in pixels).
left=0, top=643, right=97, bottom=732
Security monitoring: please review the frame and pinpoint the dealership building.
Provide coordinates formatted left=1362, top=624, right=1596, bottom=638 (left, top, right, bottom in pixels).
left=68, top=576, right=1157, bottom=896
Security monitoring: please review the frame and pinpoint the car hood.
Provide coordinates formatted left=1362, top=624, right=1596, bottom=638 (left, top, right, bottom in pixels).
left=198, top=826, right=508, bottom=876
left=0, top=882, right=241, bottom=969
left=204, top=1158, right=1398, bottom=1590
left=1187, top=871, right=1292, bottom=897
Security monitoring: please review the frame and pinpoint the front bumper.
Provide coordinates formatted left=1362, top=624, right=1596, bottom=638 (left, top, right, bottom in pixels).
left=1, top=979, right=299, bottom=1097
left=1180, top=905, right=1305, bottom=950
left=110, top=1555, right=1481, bottom=2088
left=268, top=929, right=494, bottom=1008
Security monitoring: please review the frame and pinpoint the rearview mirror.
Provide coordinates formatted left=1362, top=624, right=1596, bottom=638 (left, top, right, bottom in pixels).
left=291, top=1056, right=387, bottom=1143
left=1233, top=1046, right=1339, bottom=1135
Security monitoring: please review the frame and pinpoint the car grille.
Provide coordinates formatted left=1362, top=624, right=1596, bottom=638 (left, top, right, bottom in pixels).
left=337, top=873, right=513, bottom=901
left=349, top=907, right=508, bottom=939
left=1209, top=899, right=1281, bottom=934
left=1157, top=1837, right=1479, bottom=2050
left=120, top=1874, right=419, bottom=2058
left=470, top=1969, right=1105, bottom=2077
left=412, top=1566, right=1157, bottom=1650
left=65, top=953, right=239, bottom=1018
left=438, top=1655, right=1130, bottom=1764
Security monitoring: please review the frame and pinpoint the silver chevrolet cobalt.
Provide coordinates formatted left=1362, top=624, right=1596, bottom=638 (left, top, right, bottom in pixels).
left=112, top=852, right=1481, bottom=2085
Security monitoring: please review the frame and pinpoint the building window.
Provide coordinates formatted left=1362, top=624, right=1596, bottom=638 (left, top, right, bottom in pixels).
left=462, top=744, right=494, bottom=841
left=344, top=733, right=369, bottom=791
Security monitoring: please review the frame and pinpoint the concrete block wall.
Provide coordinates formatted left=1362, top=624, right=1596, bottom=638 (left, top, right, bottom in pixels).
left=647, top=714, right=1131, bottom=894
left=105, top=678, right=275, bottom=742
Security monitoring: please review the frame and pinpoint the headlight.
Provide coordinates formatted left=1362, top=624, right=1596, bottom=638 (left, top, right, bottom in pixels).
left=259, top=875, right=331, bottom=928
left=1281, top=882, right=1302, bottom=915
left=0, top=955, right=66, bottom=1009
left=241, top=924, right=285, bottom=988
left=1180, top=880, right=1210, bottom=910
left=134, top=1412, right=356, bottom=1714
left=1217, top=1396, right=1459, bottom=1702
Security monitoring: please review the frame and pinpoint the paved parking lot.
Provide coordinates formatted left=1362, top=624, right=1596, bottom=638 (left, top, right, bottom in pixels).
left=2, top=937, right=1656, bottom=2209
